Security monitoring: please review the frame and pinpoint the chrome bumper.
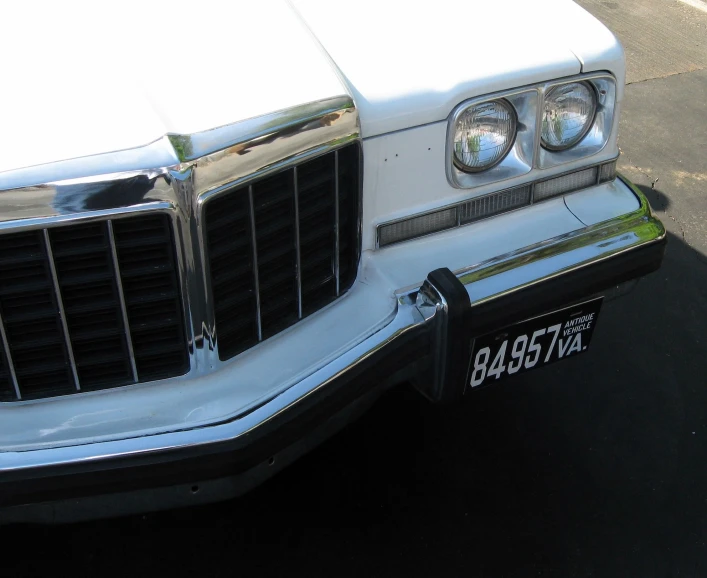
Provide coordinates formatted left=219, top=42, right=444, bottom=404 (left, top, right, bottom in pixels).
left=0, top=176, right=665, bottom=512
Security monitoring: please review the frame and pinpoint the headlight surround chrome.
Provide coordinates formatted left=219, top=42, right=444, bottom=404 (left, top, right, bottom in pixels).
left=453, top=99, right=517, bottom=172
left=540, top=81, right=597, bottom=151
left=447, top=89, right=539, bottom=189
left=536, top=75, right=617, bottom=170
left=446, top=73, right=617, bottom=187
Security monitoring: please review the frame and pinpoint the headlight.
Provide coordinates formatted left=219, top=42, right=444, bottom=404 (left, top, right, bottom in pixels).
left=541, top=82, right=597, bottom=151
left=453, top=99, right=517, bottom=172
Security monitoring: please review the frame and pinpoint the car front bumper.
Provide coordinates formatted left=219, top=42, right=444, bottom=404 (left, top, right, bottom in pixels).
left=0, top=175, right=666, bottom=523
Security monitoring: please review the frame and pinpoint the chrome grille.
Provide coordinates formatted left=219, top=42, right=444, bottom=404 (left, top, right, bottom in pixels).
left=0, top=214, right=188, bottom=401
left=205, top=143, right=361, bottom=362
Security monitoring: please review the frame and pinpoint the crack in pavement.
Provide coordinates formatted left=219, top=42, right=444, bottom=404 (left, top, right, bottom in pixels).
left=626, top=67, right=707, bottom=86
left=619, top=149, right=689, bottom=245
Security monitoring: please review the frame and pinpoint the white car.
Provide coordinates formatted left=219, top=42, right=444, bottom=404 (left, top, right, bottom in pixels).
left=0, top=1, right=665, bottom=523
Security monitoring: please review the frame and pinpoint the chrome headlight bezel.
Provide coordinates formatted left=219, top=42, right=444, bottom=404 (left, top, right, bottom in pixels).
left=537, top=75, right=616, bottom=169
left=446, top=73, right=617, bottom=188
left=447, top=88, right=539, bottom=189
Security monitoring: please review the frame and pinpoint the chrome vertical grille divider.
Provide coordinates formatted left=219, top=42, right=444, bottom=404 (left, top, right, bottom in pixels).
left=293, top=166, right=303, bottom=320
left=248, top=185, right=263, bottom=342
left=107, top=220, right=139, bottom=383
left=43, top=229, right=81, bottom=391
left=334, top=149, right=340, bottom=297
left=0, top=311, right=21, bottom=400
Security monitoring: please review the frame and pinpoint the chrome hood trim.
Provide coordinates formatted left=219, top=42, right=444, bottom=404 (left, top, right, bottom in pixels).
left=0, top=96, right=360, bottom=391
left=0, top=96, right=357, bottom=218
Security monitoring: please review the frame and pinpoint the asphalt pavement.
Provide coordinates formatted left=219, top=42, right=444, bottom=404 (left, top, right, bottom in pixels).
left=4, top=1, right=707, bottom=577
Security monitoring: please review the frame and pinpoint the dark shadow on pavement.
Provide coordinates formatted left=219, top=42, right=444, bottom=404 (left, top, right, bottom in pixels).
left=637, top=183, right=672, bottom=213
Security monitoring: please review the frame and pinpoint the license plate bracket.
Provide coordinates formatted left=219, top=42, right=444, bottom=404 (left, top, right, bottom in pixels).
left=467, top=297, right=603, bottom=389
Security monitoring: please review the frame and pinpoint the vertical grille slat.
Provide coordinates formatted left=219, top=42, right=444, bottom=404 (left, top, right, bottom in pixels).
left=0, top=315, right=19, bottom=401
left=294, top=166, right=303, bottom=320
left=205, top=142, right=361, bottom=362
left=108, top=220, right=139, bottom=384
left=334, top=149, right=341, bottom=296
left=248, top=185, right=263, bottom=342
left=0, top=214, right=188, bottom=402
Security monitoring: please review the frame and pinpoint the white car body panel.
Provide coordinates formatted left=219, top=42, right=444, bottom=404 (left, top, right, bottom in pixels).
left=0, top=0, right=635, bottom=452
left=0, top=1, right=345, bottom=175
left=360, top=118, right=621, bottom=251
left=292, top=0, right=582, bottom=138
left=560, top=1, right=627, bottom=93
left=564, top=181, right=640, bottom=225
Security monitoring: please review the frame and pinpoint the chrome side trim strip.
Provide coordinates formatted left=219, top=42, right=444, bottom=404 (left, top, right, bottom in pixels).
left=43, top=230, right=81, bottom=391
left=334, top=149, right=340, bottom=296
left=107, top=220, right=138, bottom=383
left=293, top=167, right=303, bottom=320
left=0, top=313, right=20, bottom=400
left=248, top=185, right=263, bottom=342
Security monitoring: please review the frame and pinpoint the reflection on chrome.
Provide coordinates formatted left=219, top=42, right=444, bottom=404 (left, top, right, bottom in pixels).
left=0, top=96, right=360, bottom=398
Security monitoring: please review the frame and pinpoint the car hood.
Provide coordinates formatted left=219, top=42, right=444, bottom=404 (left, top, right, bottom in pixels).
left=293, top=0, right=623, bottom=138
left=0, top=2, right=346, bottom=176
left=0, top=0, right=622, bottom=176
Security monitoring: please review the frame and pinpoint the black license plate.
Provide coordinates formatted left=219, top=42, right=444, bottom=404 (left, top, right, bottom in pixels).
left=467, top=297, right=603, bottom=389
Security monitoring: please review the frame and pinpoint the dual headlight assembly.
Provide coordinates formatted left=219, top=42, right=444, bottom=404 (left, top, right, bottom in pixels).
left=378, top=74, right=618, bottom=247
left=454, top=81, right=597, bottom=172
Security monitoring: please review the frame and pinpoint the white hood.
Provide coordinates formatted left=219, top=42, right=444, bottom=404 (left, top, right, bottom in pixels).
left=0, top=1, right=346, bottom=175
left=293, top=0, right=623, bottom=138
left=0, top=0, right=622, bottom=176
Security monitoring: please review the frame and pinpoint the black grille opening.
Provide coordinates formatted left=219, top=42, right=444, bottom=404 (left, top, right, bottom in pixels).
left=0, top=214, right=189, bottom=401
left=50, top=223, right=133, bottom=391
left=113, top=214, right=189, bottom=382
left=0, top=343, right=14, bottom=402
left=298, top=152, right=336, bottom=317
left=204, top=188, right=259, bottom=360
left=205, top=142, right=361, bottom=362
left=0, top=231, right=75, bottom=399
left=254, top=170, right=298, bottom=339
left=336, top=143, right=361, bottom=293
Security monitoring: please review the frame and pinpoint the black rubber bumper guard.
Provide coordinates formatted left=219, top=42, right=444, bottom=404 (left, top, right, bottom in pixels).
left=416, top=235, right=666, bottom=403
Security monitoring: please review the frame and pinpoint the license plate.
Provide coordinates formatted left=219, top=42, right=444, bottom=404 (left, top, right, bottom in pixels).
left=467, top=297, right=603, bottom=389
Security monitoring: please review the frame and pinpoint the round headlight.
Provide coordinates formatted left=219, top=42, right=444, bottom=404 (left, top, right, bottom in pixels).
left=453, top=99, right=517, bottom=172
left=541, top=82, right=597, bottom=151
